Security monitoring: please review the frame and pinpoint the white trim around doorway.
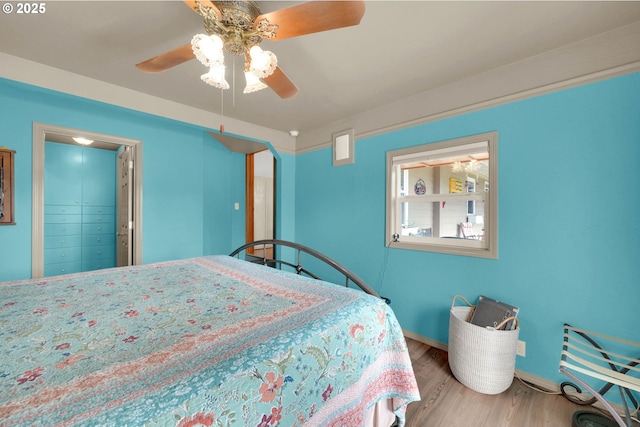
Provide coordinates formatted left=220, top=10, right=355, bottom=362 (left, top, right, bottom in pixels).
left=31, top=122, right=143, bottom=278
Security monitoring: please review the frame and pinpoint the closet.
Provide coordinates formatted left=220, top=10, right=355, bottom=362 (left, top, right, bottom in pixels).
left=44, top=142, right=116, bottom=276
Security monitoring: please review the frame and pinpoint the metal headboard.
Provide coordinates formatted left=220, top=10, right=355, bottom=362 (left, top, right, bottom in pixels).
left=229, top=239, right=389, bottom=304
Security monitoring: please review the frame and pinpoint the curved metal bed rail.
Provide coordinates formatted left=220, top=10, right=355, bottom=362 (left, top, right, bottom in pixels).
left=230, top=239, right=390, bottom=304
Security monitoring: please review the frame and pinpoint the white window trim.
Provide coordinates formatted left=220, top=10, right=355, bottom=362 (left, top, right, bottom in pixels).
left=385, top=132, right=498, bottom=259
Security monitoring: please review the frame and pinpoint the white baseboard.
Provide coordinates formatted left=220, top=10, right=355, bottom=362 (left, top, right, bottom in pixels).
left=402, top=329, right=447, bottom=352
left=514, top=369, right=561, bottom=393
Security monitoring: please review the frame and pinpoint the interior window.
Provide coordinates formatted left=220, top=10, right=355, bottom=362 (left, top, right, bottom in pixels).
left=385, top=132, right=498, bottom=258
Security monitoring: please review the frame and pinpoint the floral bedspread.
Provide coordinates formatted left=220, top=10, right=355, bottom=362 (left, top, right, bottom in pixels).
left=0, top=255, right=419, bottom=426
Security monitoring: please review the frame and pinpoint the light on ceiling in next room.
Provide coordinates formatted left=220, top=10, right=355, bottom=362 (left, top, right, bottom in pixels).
left=73, top=137, right=94, bottom=146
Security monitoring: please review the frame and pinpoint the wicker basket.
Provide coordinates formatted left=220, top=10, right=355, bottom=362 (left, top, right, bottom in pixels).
left=448, top=295, right=520, bottom=395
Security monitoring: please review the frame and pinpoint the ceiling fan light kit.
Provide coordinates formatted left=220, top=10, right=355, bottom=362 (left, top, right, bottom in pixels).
left=201, top=63, right=230, bottom=89
left=243, top=70, right=268, bottom=93
left=191, top=33, right=225, bottom=67
left=193, top=35, right=276, bottom=92
left=248, top=45, right=277, bottom=79
left=192, top=33, right=231, bottom=89
left=136, top=0, right=365, bottom=99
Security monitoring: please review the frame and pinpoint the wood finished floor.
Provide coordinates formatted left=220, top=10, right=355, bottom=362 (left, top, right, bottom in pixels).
left=403, top=337, right=611, bottom=427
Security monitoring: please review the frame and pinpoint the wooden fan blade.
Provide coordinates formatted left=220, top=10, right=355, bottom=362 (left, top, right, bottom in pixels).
left=183, top=0, right=221, bottom=19
left=263, top=67, right=299, bottom=99
left=253, top=0, right=365, bottom=41
left=136, top=44, right=195, bottom=73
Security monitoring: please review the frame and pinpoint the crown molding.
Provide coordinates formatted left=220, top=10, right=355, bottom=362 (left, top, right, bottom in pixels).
left=294, top=21, right=640, bottom=155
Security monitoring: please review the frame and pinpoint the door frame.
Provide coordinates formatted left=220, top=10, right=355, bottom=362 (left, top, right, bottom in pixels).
left=32, top=122, right=143, bottom=278
left=116, top=146, right=134, bottom=267
left=245, top=153, right=255, bottom=254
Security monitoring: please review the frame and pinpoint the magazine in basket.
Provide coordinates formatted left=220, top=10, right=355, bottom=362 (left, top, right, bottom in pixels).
left=469, top=295, right=519, bottom=330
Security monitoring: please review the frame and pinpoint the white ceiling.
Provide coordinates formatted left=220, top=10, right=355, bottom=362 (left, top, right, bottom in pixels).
left=2, top=1, right=640, bottom=146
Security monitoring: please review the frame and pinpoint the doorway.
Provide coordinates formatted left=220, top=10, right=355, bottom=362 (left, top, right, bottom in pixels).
left=246, top=150, right=275, bottom=258
left=206, top=131, right=276, bottom=258
left=31, top=123, right=143, bottom=278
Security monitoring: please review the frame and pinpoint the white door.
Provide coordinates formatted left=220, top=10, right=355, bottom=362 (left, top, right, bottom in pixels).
left=116, top=147, right=133, bottom=267
left=254, top=176, right=273, bottom=242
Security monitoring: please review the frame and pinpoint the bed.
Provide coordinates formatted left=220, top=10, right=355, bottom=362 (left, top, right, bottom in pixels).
left=0, top=240, right=420, bottom=426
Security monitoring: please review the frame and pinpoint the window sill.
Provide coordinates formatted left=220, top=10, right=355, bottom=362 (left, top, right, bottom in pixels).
left=387, top=240, right=497, bottom=259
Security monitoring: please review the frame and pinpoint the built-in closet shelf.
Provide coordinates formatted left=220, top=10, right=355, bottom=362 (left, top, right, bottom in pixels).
left=44, top=142, right=117, bottom=276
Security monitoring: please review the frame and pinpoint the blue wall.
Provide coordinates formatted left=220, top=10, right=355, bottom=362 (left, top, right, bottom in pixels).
left=203, top=132, right=247, bottom=256
left=294, top=73, right=640, bottom=385
left=2, top=72, right=638, bottom=387
left=0, top=78, right=246, bottom=281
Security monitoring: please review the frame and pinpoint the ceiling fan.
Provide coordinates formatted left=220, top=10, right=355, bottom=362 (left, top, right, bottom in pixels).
left=136, top=0, right=366, bottom=99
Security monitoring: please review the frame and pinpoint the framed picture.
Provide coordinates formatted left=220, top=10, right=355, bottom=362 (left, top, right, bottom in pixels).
left=449, top=177, right=463, bottom=193
left=0, top=148, right=15, bottom=225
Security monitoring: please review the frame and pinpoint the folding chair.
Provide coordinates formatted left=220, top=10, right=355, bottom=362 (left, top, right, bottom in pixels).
left=559, top=324, right=640, bottom=427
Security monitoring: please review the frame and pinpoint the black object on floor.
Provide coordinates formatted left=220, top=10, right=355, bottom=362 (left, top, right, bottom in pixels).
left=572, top=410, right=618, bottom=427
